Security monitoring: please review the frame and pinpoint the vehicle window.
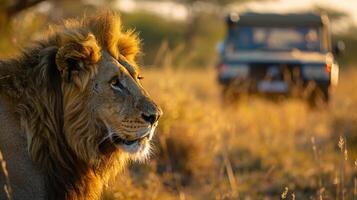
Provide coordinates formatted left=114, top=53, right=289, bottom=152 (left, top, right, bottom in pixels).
left=228, top=26, right=322, bottom=52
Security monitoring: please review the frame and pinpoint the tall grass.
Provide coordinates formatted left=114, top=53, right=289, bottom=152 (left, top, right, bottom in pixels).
left=104, top=67, right=357, bottom=200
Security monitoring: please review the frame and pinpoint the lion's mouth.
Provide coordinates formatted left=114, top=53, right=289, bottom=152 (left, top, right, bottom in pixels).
left=111, top=132, right=150, bottom=146
left=99, top=132, right=150, bottom=155
left=109, top=129, right=153, bottom=154
left=99, top=123, right=157, bottom=155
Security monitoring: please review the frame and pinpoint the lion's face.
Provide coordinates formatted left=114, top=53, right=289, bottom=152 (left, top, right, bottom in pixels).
left=93, top=52, right=162, bottom=159
left=51, top=15, right=162, bottom=164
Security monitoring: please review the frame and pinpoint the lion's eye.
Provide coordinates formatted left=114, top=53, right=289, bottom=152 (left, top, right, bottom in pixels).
left=137, top=75, right=144, bottom=80
left=110, top=77, right=126, bottom=92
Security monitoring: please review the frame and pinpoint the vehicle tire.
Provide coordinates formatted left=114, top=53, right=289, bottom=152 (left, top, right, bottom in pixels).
left=221, top=86, right=241, bottom=104
left=307, top=87, right=329, bottom=108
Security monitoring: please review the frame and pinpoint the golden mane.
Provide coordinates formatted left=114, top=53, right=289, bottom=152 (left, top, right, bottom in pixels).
left=0, top=11, right=141, bottom=199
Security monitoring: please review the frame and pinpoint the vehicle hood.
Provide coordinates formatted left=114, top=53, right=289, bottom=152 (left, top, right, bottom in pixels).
left=224, top=51, right=330, bottom=64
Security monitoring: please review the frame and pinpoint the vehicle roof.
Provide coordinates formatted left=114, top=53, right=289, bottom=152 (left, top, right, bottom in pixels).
left=226, top=12, right=327, bottom=27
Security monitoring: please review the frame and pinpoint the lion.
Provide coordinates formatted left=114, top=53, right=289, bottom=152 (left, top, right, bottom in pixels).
left=0, top=11, right=162, bottom=200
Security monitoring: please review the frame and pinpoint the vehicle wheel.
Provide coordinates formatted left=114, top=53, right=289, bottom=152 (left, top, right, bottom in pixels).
left=307, top=87, right=329, bottom=108
left=221, top=86, right=241, bottom=104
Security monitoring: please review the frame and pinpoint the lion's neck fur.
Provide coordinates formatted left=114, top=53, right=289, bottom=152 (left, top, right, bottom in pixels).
left=0, top=45, right=123, bottom=200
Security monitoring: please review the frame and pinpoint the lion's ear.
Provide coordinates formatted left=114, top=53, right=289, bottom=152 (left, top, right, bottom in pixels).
left=118, top=30, right=140, bottom=62
left=55, top=34, right=100, bottom=84
left=39, top=46, right=61, bottom=83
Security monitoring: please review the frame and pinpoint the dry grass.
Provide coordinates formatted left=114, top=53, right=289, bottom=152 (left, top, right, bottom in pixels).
left=104, top=67, right=357, bottom=200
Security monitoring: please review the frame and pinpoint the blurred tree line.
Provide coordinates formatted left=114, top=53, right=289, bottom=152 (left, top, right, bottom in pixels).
left=0, top=0, right=252, bottom=66
left=0, top=0, right=357, bottom=68
left=313, top=5, right=357, bottom=67
left=0, top=0, right=92, bottom=57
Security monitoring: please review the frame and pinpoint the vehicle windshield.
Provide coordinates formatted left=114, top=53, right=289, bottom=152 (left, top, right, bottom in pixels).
left=228, top=26, right=322, bottom=52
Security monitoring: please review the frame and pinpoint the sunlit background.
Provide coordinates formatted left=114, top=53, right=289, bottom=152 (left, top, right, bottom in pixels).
left=1, top=0, right=357, bottom=199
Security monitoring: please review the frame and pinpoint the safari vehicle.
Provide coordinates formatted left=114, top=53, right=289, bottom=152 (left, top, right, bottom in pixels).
left=217, top=12, right=344, bottom=105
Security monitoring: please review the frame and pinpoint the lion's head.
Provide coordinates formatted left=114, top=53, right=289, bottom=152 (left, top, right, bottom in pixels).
left=0, top=11, right=162, bottom=198
left=52, top=13, right=162, bottom=165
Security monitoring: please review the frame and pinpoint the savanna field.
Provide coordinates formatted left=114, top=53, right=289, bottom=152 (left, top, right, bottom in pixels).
left=103, top=67, right=357, bottom=200
left=2, top=2, right=357, bottom=199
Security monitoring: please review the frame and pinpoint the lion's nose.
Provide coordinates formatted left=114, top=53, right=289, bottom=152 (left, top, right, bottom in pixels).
left=136, top=97, right=163, bottom=125
left=141, top=111, right=161, bottom=125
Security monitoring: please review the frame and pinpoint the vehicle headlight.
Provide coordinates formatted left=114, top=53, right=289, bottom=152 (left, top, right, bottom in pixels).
left=221, top=64, right=249, bottom=78
left=302, top=65, right=329, bottom=80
